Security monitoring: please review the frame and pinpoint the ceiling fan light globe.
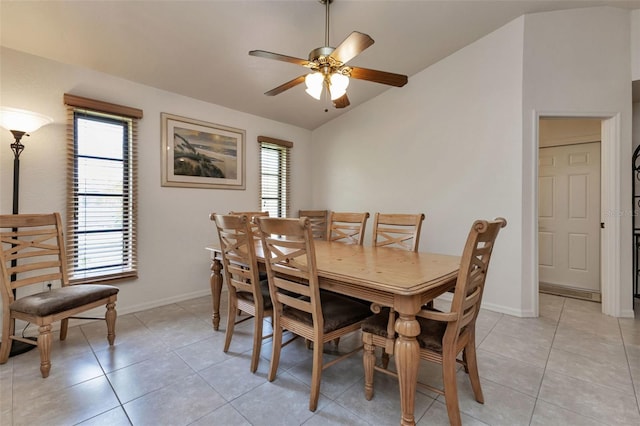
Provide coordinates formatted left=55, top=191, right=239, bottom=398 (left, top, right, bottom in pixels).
left=305, top=72, right=324, bottom=100
left=329, top=73, right=349, bottom=100
left=330, top=73, right=349, bottom=91
left=305, top=72, right=323, bottom=90
left=305, top=87, right=323, bottom=100
left=330, top=87, right=347, bottom=100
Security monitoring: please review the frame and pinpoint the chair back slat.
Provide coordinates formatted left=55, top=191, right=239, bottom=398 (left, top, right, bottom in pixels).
left=327, top=211, right=370, bottom=245
left=299, top=210, right=328, bottom=240
left=0, top=214, right=69, bottom=299
left=258, top=217, right=323, bottom=325
left=372, top=213, right=425, bottom=251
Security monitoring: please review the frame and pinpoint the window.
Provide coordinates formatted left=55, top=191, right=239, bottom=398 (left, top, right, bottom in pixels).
left=64, top=94, right=142, bottom=283
left=258, top=136, right=292, bottom=218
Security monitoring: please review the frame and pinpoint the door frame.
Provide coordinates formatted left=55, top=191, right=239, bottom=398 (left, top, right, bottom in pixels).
left=529, top=111, right=627, bottom=317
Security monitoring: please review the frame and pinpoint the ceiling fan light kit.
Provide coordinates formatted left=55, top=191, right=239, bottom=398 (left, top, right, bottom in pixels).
left=249, top=0, right=407, bottom=109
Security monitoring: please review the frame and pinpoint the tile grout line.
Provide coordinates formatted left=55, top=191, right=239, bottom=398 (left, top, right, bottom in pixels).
left=527, top=295, right=564, bottom=425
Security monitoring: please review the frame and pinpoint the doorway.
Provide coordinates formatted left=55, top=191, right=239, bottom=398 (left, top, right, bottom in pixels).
left=538, top=118, right=602, bottom=302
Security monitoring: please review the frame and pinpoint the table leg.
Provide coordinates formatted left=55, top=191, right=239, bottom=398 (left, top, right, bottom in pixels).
left=210, top=257, right=222, bottom=331
left=394, top=312, right=421, bottom=426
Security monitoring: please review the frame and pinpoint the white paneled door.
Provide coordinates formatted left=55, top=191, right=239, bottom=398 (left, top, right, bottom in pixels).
left=539, top=142, right=601, bottom=292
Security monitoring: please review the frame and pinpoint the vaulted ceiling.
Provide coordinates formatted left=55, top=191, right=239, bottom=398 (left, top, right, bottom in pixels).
left=1, top=1, right=639, bottom=129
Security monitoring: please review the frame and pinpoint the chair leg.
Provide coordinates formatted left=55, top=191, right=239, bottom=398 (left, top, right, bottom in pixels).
left=223, top=292, right=237, bottom=352
left=464, top=342, right=484, bottom=404
left=363, top=337, right=376, bottom=400
left=38, top=324, right=53, bottom=378
left=309, top=337, right=323, bottom=412
left=0, top=313, right=12, bottom=363
left=106, top=302, right=117, bottom=346
left=442, top=350, right=462, bottom=426
left=250, top=313, right=264, bottom=373
left=60, top=318, right=69, bottom=341
left=381, top=351, right=390, bottom=369
left=268, top=316, right=283, bottom=382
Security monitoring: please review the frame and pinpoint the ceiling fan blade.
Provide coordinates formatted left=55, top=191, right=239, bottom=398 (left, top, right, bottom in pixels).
left=333, top=94, right=350, bottom=109
left=264, top=75, right=307, bottom=96
left=350, top=66, right=408, bottom=87
left=330, top=31, right=374, bottom=65
left=249, top=50, right=311, bottom=67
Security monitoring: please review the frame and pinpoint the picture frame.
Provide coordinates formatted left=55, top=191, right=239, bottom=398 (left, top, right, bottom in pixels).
left=161, top=112, right=245, bottom=189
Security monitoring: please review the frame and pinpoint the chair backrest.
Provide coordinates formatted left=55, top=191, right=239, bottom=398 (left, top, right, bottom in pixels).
left=434, top=217, right=507, bottom=345
left=327, top=211, right=370, bottom=245
left=211, top=213, right=264, bottom=306
left=257, top=217, right=323, bottom=330
left=372, top=213, right=425, bottom=252
left=228, top=211, right=269, bottom=239
left=0, top=213, right=69, bottom=305
left=298, top=209, right=328, bottom=241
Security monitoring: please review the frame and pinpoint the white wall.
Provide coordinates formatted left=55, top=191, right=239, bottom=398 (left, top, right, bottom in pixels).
left=632, top=9, right=639, bottom=81
left=312, top=6, right=636, bottom=317
left=0, top=47, right=312, bottom=324
left=522, top=7, right=633, bottom=317
left=312, top=18, right=525, bottom=315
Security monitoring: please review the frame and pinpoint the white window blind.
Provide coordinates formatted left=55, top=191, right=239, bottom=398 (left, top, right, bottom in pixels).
left=64, top=94, right=142, bottom=283
left=258, top=136, right=292, bottom=218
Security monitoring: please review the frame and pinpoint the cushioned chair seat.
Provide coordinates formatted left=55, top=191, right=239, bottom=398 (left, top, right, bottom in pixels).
left=10, top=284, right=119, bottom=317
left=283, top=292, right=372, bottom=333
left=361, top=308, right=393, bottom=338
left=361, top=309, right=448, bottom=353
left=236, top=280, right=273, bottom=310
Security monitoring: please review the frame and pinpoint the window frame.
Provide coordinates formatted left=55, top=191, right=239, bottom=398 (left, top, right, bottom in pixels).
left=64, top=94, right=142, bottom=284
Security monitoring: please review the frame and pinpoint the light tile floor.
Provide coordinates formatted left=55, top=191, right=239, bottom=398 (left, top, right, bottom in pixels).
left=1, top=293, right=638, bottom=425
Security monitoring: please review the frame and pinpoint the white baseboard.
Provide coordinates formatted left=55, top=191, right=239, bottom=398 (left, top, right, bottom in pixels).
left=435, top=293, right=529, bottom=317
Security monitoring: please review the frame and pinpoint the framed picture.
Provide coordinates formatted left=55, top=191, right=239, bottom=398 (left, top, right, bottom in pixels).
left=161, top=113, right=245, bottom=189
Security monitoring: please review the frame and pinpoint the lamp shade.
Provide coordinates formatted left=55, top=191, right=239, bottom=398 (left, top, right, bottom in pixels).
left=0, top=107, right=54, bottom=133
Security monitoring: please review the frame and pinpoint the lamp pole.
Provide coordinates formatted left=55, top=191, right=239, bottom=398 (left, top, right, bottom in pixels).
left=10, top=130, right=26, bottom=215
left=7, top=130, right=37, bottom=357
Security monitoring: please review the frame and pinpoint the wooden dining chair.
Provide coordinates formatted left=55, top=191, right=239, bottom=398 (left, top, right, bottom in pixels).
left=369, top=212, right=426, bottom=368
left=257, top=216, right=372, bottom=411
left=361, top=217, right=507, bottom=426
left=298, top=209, right=328, bottom=240
left=211, top=213, right=272, bottom=373
left=327, top=211, right=370, bottom=245
left=372, top=213, right=425, bottom=251
left=0, top=213, right=119, bottom=378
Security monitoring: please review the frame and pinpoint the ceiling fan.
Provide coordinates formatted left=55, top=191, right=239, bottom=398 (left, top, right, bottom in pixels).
left=249, top=0, right=408, bottom=109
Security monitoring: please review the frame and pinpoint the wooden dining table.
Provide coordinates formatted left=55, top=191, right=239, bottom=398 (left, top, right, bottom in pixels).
left=206, top=240, right=460, bottom=426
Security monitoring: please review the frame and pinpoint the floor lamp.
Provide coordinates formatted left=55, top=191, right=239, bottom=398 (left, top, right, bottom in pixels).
left=0, top=106, right=54, bottom=357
